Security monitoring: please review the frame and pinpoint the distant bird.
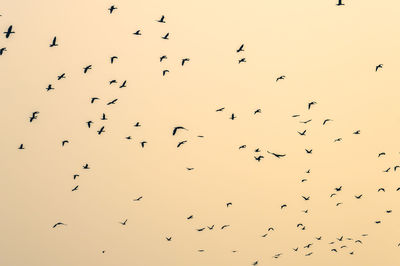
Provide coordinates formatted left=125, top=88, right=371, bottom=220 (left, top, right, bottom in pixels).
left=375, top=221, right=381, bottom=224
left=297, top=130, right=306, bottom=136
left=3, top=25, right=15, bottom=38
left=110, top=56, right=118, bottom=64
left=73, top=174, right=79, bottom=180
left=197, top=228, right=205, bottom=232
left=355, top=194, right=363, bottom=199
left=120, top=219, right=128, bottom=225
left=108, top=5, right=117, bottom=14
left=57, top=73, right=66, bottom=80
left=101, top=113, right=107, bottom=120
left=238, top=145, right=247, bottom=149
left=0, top=47, right=6, bottom=55
left=177, top=140, right=187, bottom=148
left=18, top=144, right=24, bottom=150
left=53, top=222, right=66, bottom=228
left=378, top=152, right=386, bottom=157
left=226, top=202, right=232, bottom=207
left=133, top=196, right=143, bottom=201
left=207, top=225, right=214, bottom=230
left=254, top=109, right=261, bottom=115
left=308, top=101, right=317, bottom=110
left=86, top=121, right=93, bottom=128
left=300, top=119, right=312, bottom=124
left=334, top=137, right=342, bottom=142
left=71, top=185, right=79, bottom=192
left=254, top=148, right=260, bottom=152
left=236, top=44, right=244, bottom=53
left=238, top=58, right=246, bottom=64
left=267, top=151, right=286, bottom=158
left=187, top=215, right=193, bottom=220
left=292, top=114, right=300, bottom=117
left=91, top=97, right=99, bottom=103
left=181, top=58, right=190, bottom=66
left=221, top=225, right=230, bottom=230
left=172, top=126, right=188, bottom=136
left=229, top=113, right=237, bottom=120
left=336, top=0, right=345, bottom=6
left=335, top=186, right=342, bottom=191
left=160, top=55, right=167, bottom=62
left=378, top=188, right=385, bottom=192
left=140, top=141, right=147, bottom=148
left=323, top=119, right=333, bottom=125
left=134, top=122, right=141, bottom=127
left=97, top=126, right=105, bottom=135
left=61, top=140, right=69, bottom=146
left=83, top=65, right=92, bottom=73
left=133, top=30, right=141, bottom=35
left=126, top=136, right=132, bottom=140
left=29, top=111, right=39, bottom=122
left=119, top=80, right=127, bottom=88
left=49, top=36, right=58, bottom=47
left=252, top=261, right=258, bottom=266
left=157, top=15, right=166, bottom=23
left=395, top=166, right=400, bottom=171
left=109, top=80, right=117, bottom=85
left=336, top=202, right=343, bottom=206
left=161, top=33, right=169, bottom=40
left=280, top=204, right=287, bottom=209
left=330, top=193, right=336, bottom=197
left=166, top=237, right=172, bottom=241
left=216, top=107, right=225, bottom=112
left=107, top=99, right=118, bottom=105
left=46, top=84, right=55, bottom=91
left=353, top=130, right=361, bottom=134
left=276, top=75, right=285, bottom=82
left=162, top=70, right=169, bottom=76
left=254, top=155, right=264, bottom=162
left=302, top=196, right=310, bottom=201
left=186, top=167, right=194, bottom=171
left=83, top=164, right=90, bottom=169
left=375, top=64, right=383, bottom=71
left=305, top=149, right=313, bottom=154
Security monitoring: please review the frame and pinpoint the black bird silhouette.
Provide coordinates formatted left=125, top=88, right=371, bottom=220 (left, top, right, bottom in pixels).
left=107, top=99, right=118, bottom=105
left=172, top=126, right=188, bottom=136
left=119, top=80, right=127, bottom=88
left=53, top=222, right=66, bottom=228
left=86, top=121, right=93, bottom=128
left=97, top=126, right=105, bottom=135
left=134, top=122, right=141, bottom=127
left=18, top=144, right=24, bottom=150
left=71, top=185, right=79, bottom=192
left=292, top=114, right=300, bottom=117
left=302, top=196, right=310, bottom=201
left=308, top=101, right=317, bottom=110
left=133, top=196, right=143, bottom=201
left=133, top=30, right=141, bottom=35
left=177, top=140, right=187, bottom=148
left=197, top=228, right=205, bottom=232
left=254, top=148, right=261, bottom=152
left=254, top=155, right=264, bottom=162
left=323, top=119, right=333, bottom=125
left=254, top=109, right=261, bottom=114
left=238, top=58, right=246, bottom=64
left=109, top=80, right=117, bottom=85
left=276, top=75, right=285, bottom=82
left=0, top=47, right=7, bottom=55
left=140, top=141, right=147, bottom=148
left=239, top=145, right=247, bottom=149
left=187, top=215, right=193, bottom=220
left=216, top=107, right=225, bottom=112
left=355, top=194, right=363, bottom=199
left=91, top=97, right=99, bottom=103
left=83, top=65, right=92, bottom=73
left=300, top=119, right=312, bottom=124
left=110, top=56, right=118, bottom=64
left=101, top=113, right=107, bottom=120
left=29, top=111, right=39, bottom=122
left=337, top=236, right=343, bottom=241
left=186, top=167, right=194, bottom=170
left=383, top=167, right=390, bottom=173
left=166, top=237, right=172, bottom=241
left=229, top=113, right=237, bottom=120
left=268, top=227, right=274, bottom=231
left=181, top=58, right=190, bottom=66
left=162, top=69, right=169, bottom=76
left=49, top=36, right=58, bottom=47
left=57, top=73, right=66, bottom=80
left=4, top=25, right=15, bottom=38
left=297, top=130, right=306, bottom=136
left=73, top=174, right=79, bottom=180
left=353, top=130, right=361, bottom=134
left=378, top=188, right=385, bottom=192
left=162, top=33, right=169, bottom=40
left=378, top=152, right=386, bottom=157
left=108, top=5, right=117, bottom=14
left=221, top=225, right=230, bottom=230
left=330, top=193, right=336, bottom=197
left=126, top=136, right=132, bottom=140
left=305, top=149, right=313, bottom=154
left=61, top=140, right=69, bottom=146
left=335, top=186, right=342, bottom=191
left=83, top=164, right=90, bottom=169
left=46, top=84, right=55, bottom=91
left=336, top=0, right=345, bottom=6
left=375, top=64, right=383, bottom=71
left=208, top=225, right=214, bottom=230
left=160, top=55, right=167, bottom=62
left=226, top=202, right=232, bottom=207
left=157, top=15, right=166, bottom=23
left=267, top=151, right=286, bottom=158
left=120, top=219, right=128, bottom=225
left=394, top=166, right=399, bottom=171
left=236, top=44, right=244, bottom=53
left=280, top=204, right=287, bottom=209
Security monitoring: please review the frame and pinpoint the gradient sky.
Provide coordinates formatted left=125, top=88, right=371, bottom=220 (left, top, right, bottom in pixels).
left=1, top=0, right=400, bottom=265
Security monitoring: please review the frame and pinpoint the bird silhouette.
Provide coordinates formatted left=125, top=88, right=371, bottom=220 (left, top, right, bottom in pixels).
left=110, top=56, right=118, bottom=64
left=97, top=126, right=105, bottom=135
left=91, top=97, right=99, bottom=103
left=108, top=5, right=117, bottom=14
left=61, top=140, right=69, bottom=146
left=378, top=152, right=386, bottom=157
left=163, top=70, right=169, bottom=76
left=238, top=58, right=246, bottom=64
left=229, top=113, right=237, bottom=120
left=355, top=194, right=363, bottom=199
left=353, top=130, right=361, bottom=134
left=166, top=237, right=172, bottom=241
left=133, top=196, right=143, bottom=201
left=157, top=15, right=166, bottom=23
left=236, top=44, right=244, bottom=53
left=177, top=140, right=187, bottom=148
left=73, top=174, right=79, bottom=180
left=172, top=126, right=188, bottom=136
left=308, top=101, right=317, bottom=110
left=71, top=185, right=79, bottom=192
left=119, top=80, right=127, bottom=88
left=120, top=219, right=128, bottom=225
left=4, top=25, right=15, bottom=38
left=323, top=119, right=333, bottom=125
left=134, top=122, right=141, bottom=127
left=107, top=99, right=118, bottom=105
left=49, top=36, right=58, bottom=47
left=161, top=33, right=169, bottom=40
left=29, top=112, right=39, bottom=122
left=376, top=64, right=383, bottom=71
left=267, top=151, right=286, bottom=158
left=297, top=130, right=306, bottom=136
left=276, top=75, right=285, bottom=82
left=337, top=0, right=345, bottom=6
left=53, top=222, right=66, bottom=228
left=133, top=30, right=141, bottom=35
left=254, top=155, right=264, bottom=162
left=226, top=202, right=232, bottom=207
left=101, top=113, right=107, bottom=120
left=305, top=149, right=313, bottom=154
left=83, top=65, right=92, bottom=73
left=0, top=47, right=7, bottom=55
left=83, top=164, right=90, bottom=169
left=160, top=55, right=167, bottom=62
left=181, top=58, right=190, bottom=66
left=46, top=84, right=55, bottom=91
left=140, top=141, right=147, bottom=148
left=216, top=107, right=225, bottom=112
left=86, top=121, right=93, bottom=128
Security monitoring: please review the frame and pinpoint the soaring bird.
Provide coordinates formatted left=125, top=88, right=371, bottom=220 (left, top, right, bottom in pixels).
left=300, top=119, right=312, bottom=124
left=86, top=121, right=93, bottom=128
left=107, top=99, right=118, bottom=105
left=101, top=113, right=107, bottom=120
left=108, top=5, right=117, bottom=14
left=29, top=111, right=39, bottom=122
left=73, top=174, right=79, bottom=180
left=254, top=109, right=261, bottom=114
left=229, top=113, right=237, bottom=120
left=308, top=101, right=317, bottom=110
left=353, top=130, right=361, bottom=134
left=61, top=140, right=69, bottom=146
left=335, top=186, right=342, bottom=191
left=160, top=55, right=167, bottom=62
left=71, top=185, right=79, bottom=192
left=181, top=58, right=190, bottom=66
left=297, top=130, right=306, bottom=136
left=323, top=119, right=333, bottom=125
left=120, top=219, right=128, bottom=225
left=267, top=151, right=286, bottom=158
left=375, top=64, right=383, bottom=71
left=166, top=237, right=172, bottom=241
left=276, top=75, right=285, bottom=82
left=161, top=33, right=169, bottom=40
left=216, top=107, right=225, bottom=112
left=355, top=194, right=363, bottom=199
left=133, top=196, right=143, bottom=201
left=186, top=215, right=193, bottom=220
left=134, top=122, right=141, bottom=127
left=49, top=36, right=58, bottom=47
left=302, top=196, right=310, bottom=201
left=57, top=73, right=66, bottom=80
left=3, top=25, right=15, bottom=38
left=336, top=0, right=345, bottom=6
left=0, top=47, right=7, bottom=55
left=162, top=69, right=169, bottom=76
left=305, top=149, right=313, bottom=154
left=119, top=80, right=127, bottom=88
left=378, top=152, right=386, bottom=157
left=83, top=65, right=92, bottom=73
left=157, top=15, right=166, bottom=23
left=334, top=138, right=342, bottom=142
left=207, top=225, right=214, bottom=230
left=238, top=58, right=246, bottom=64
left=177, top=140, right=187, bottom=148
left=53, top=222, right=66, bottom=228
left=110, top=56, right=118, bottom=64
left=236, top=44, right=244, bottom=53
left=133, top=30, right=142, bottom=35
left=18, top=144, right=25, bottom=150
left=226, top=202, right=232, bottom=207
left=109, top=79, right=117, bottom=85
left=254, top=155, right=264, bottom=162
left=97, top=126, right=105, bottom=135
left=83, top=164, right=90, bottom=169
left=172, top=126, right=188, bottom=136
left=221, top=225, right=230, bottom=230
left=280, top=204, right=287, bottom=209
left=140, top=141, right=147, bottom=148
left=238, top=145, right=247, bottom=149
left=91, top=97, right=99, bottom=103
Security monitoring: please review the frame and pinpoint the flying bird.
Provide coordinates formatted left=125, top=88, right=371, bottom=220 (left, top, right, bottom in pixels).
left=120, top=219, right=128, bottom=225
left=161, top=33, right=169, bottom=40
left=0, top=47, right=7, bottom=55
left=238, top=58, right=246, bottom=64
left=3, top=25, right=15, bottom=38
left=29, top=111, right=39, bottom=122
left=71, top=185, right=79, bottom=192
left=181, top=58, right=190, bottom=66
left=276, top=75, right=285, bottom=82
left=49, top=36, right=58, bottom=47
left=308, top=101, right=317, bottom=110
left=375, top=64, right=383, bottom=71
left=119, top=80, right=127, bottom=88
left=53, top=222, right=66, bottom=228
left=18, top=144, right=24, bottom=150
left=157, top=15, right=166, bottom=23
left=133, top=30, right=142, bottom=35
left=108, top=5, right=117, bottom=14
left=83, top=65, right=92, bottom=73
left=267, top=151, right=286, bottom=158
left=323, top=119, right=333, bottom=125
left=162, top=70, right=169, bottom=76
left=97, top=126, right=105, bottom=135
left=236, top=44, right=244, bottom=53
left=172, top=126, right=188, bottom=136
left=110, top=56, right=118, bottom=64
left=336, top=0, right=345, bottom=6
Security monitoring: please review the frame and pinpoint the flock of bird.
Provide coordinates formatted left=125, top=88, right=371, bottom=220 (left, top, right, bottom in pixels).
left=3, top=1, right=400, bottom=265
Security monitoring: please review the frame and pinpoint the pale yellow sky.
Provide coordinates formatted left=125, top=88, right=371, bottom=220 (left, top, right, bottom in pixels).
left=1, top=0, right=400, bottom=265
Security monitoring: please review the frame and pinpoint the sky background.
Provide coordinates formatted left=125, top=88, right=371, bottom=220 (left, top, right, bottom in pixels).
left=1, top=0, right=400, bottom=265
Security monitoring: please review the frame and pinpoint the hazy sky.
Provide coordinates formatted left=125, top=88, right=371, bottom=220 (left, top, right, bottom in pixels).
left=1, top=0, right=400, bottom=265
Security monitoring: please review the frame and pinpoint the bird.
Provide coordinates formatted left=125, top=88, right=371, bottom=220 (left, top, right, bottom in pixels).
left=302, top=196, right=310, bottom=201
left=229, top=113, right=237, bottom=120
left=292, top=114, right=300, bottom=117
left=134, top=122, right=141, bottom=127
left=238, top=58, right=246, bottom=64
left=323, top=119, right=333, bottom=125
left=125, top=136, right=132, bottom=140
left=133, top=30, right=141, bottom=35
left=308, top=101, right=317, bottom=110
left=119, top=80, right=127, bottom=88
left=300, top=119, right=312, bottom=124
left=226, top=202, right=232, bottom=207
left=0, top=47, right=7, bottom=55
left=101, top=113, right=107, bottom=120
left=83, top=65, right=92, bottom=73
left=376, top=64, right=383, bottom=71
left=161, top=33, right=169, bottom=40
left=110, top=56, right=118, bottom=64
left=252, top=261, right=258, bottom=266
left=254, top=155, right=264, bottom=162
left=86, top=121, right=93, bottom=128
left=140, top=141, right=147, bottom=148
left=267, top=151, right=286, bottom=158
left=383, top=167, right=390, bottom=173
left=107, top=99, right=118, bottom=105
left=355, top=194, right=363, bottom=199
left=120, top=219, right=128, bottom=225
left=61, top=140, right=69, bottom=146
left=297, top=130, right=306, bottom=136
left=162, top=70, right=169, bottom=76
left=181, top=58, right=190, bottom=66
left=108, top=5, right=117, bottom=14
left=254, top=109, right=262, bottom=115
left=197, top=228, right=205, bottom=232
left=280, top=204, right=287, bottom=209
left=157, top=15, right=166, bottom=23
left=276, top=75, right=285, bottom=82
left=395, top=166, right=400, bottom=171
left=133, top=196, right=143, bottom=201
left=378, top=152, right=386, bottom=157
left=337, top=235, right=343, bottom=241
left=172, top=126, right=188, bottom=136
left=177, top=140, right=187, bottom=148
left=336, top=0, right=345, bottom=6
left=160, top=55, right=167, bottom=62
left=236, top=44, right=244, bottom=53
left=207, top=225, right=214, bottom=230
left=187, top=215, right=193, bottom=220
left=109, top=80, right=117, bottom=85
left=71, top=185, right=79, bottom=192
left=49, top=36, right=58, bottom=47
left=29, top=111, right=39, bottom=122
left=91, top=97, right=99, bottom=103
left=335, top=186, right=342, bottom=191
left=221, top=225, right=230, bottom=230
left=166, top=237, right=172, bottom=241
left=53, top=222, right=66, bottom=228
left=334, top=138, right=342, bottom=142
left=216, top=107, right=225, bottom=112
left=83, top=164, right=90, bottom=169
left=73, top=174, right=79, bottom=180
left=57, top=73, right=66, bottom=80
left=97, top=126, right=105, bottom=135
left=3, top=25, right=15, bottom=38
left=353, top=130, right=361, bottom=134
left=46, top=84, right=55, bottom=91
left=305, top=149, right=313, bottom=154
left=238, top=145, right=247, bottom=149
left=378, top=188, right=385, bottom=192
